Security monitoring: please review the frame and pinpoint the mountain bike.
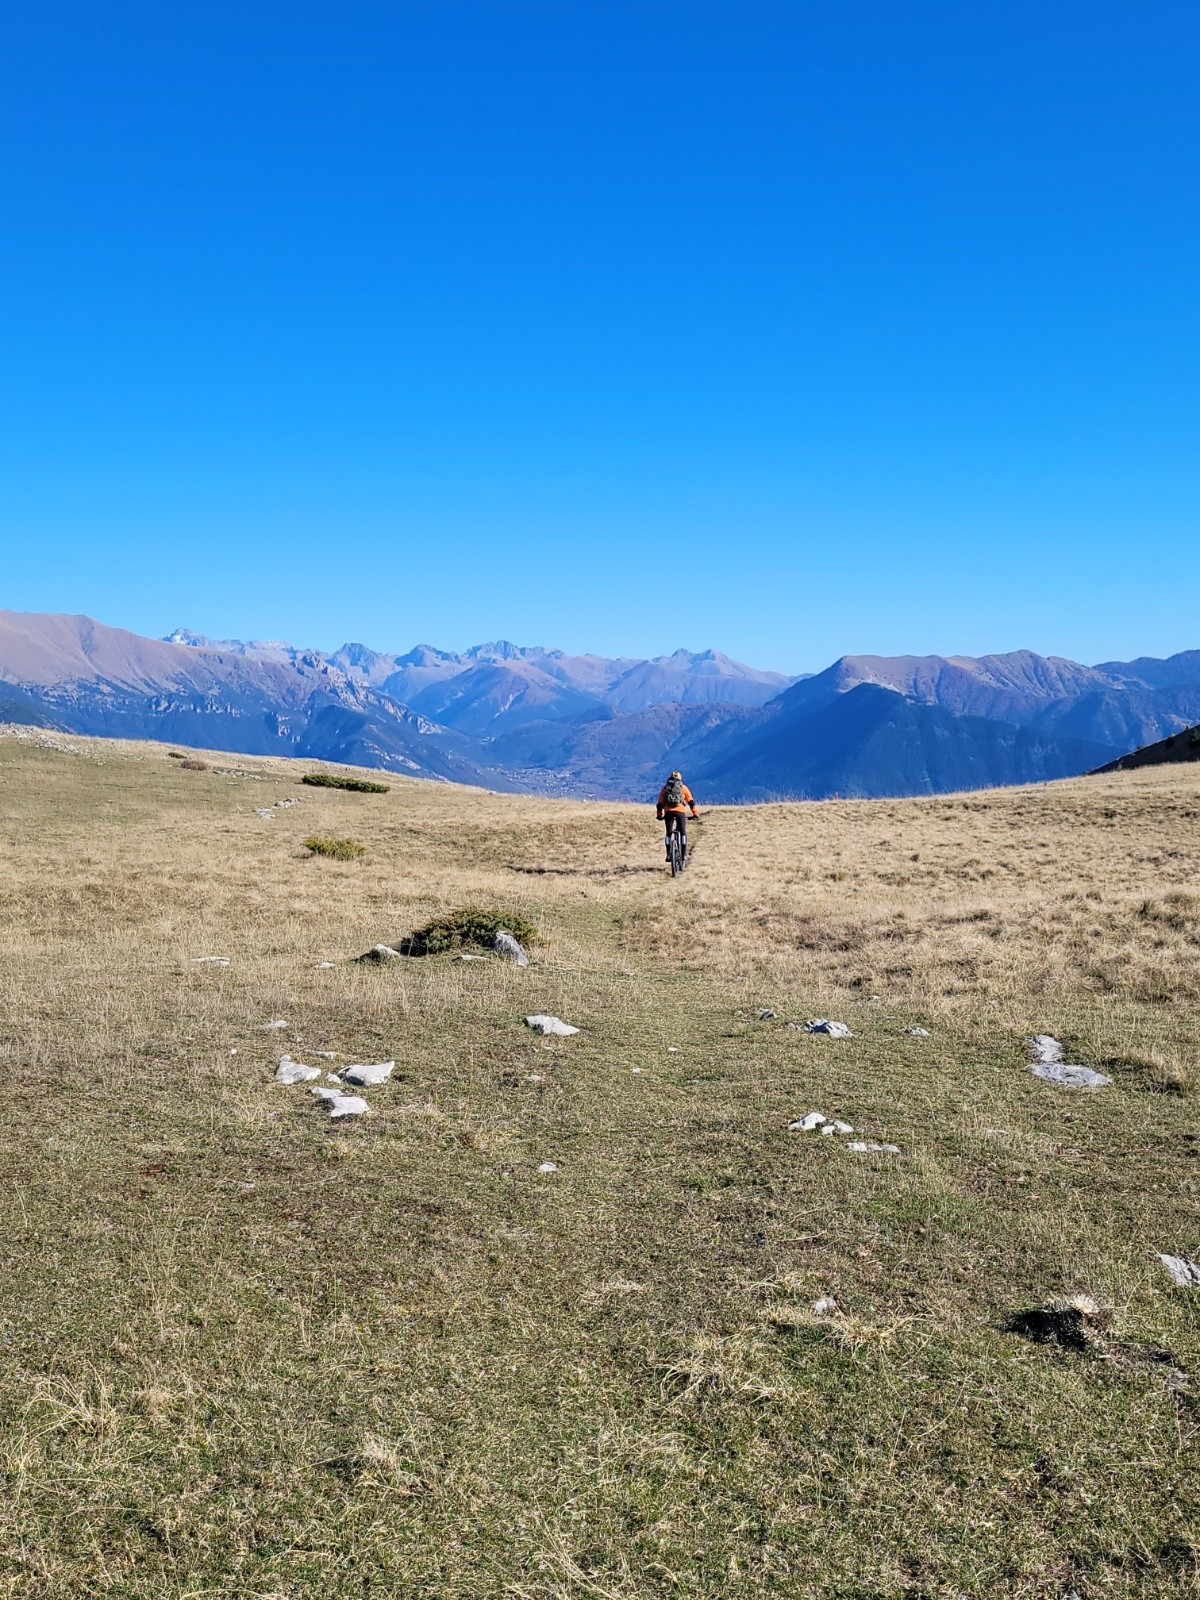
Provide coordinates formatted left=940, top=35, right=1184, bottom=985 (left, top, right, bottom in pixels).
left=668, top=826, right=684, bottom=877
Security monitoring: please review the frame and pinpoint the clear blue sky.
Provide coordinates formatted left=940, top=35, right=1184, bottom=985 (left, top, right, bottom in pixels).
left=2, top=1, right=1197, bottom=673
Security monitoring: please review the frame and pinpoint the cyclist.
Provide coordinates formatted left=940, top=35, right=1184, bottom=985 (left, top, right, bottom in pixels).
left=656, top=771, right=700, bottom=866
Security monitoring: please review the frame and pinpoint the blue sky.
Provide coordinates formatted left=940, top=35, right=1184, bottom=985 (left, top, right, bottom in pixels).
left=2, top=1, right=1197, bottom=673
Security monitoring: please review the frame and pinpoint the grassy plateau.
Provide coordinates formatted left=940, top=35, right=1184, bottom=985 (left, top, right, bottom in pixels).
left=0, top=726, right=1197, bottom=1598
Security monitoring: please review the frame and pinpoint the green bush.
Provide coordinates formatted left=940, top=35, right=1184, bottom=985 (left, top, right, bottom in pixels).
left=304, top=835, right=366, bottom=860
left=398, top=906, right=539, bottom=956
left=302, top=773, right=390, bottom=793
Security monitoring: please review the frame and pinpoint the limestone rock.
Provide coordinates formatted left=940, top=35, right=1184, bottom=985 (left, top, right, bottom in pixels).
left=1157, top=1254, right=1200, bottom=1288
left=525, top=1015, right=579, bottom=1037
left=492, top=930, right=529, bottom=966
left=311, top=1085, right=369, bottom=1118
left=340, top=1060, right=395, bottom=1087
left=275, top=1056, right=320, bottom=1085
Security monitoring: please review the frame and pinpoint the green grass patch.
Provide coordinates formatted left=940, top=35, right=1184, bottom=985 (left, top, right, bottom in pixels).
left=303, top=835, right=366, bottom=860
left=398, top=905, right=539, bottom=955
left=301, top=772, right=390, bottom=793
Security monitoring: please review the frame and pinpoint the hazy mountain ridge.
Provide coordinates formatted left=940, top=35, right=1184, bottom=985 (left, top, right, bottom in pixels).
left=3, top=609, right=1198, bottom=800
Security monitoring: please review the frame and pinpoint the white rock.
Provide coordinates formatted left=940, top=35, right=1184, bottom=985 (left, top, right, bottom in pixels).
left=527, top=1074, right=546, bottom=1084
left=901, top=1026, right=930, bottom=1037
left=360, top=943, right=402, bottom=962
left=803, top=1019, right=853, bottom=1038
left=667, top=1046, right=680, bottom=1053
left=312, top=1050, right=337, bottom=1060
left=340, top=1060, right=395, bottom=1087
left=1025, top=1035, right=1109, bottom=1088
left=1028, top=1034, right=1065, bottom=1064
left=192, top=956, right=231, bottom=967
left=789, top=1112, right=827, bottom=1132
left=847, top=1141, right=901, bottom=1155
left=316, top=961, right=336, bottom=970
left=258, top=1019, right=288, bottom=1031
left=275, top=1057, right=320, bottom=1085
left=630, top=1067, right=644, bottom=1074
left=493, top=930, right=529, bottom=966
left=821, top=1119, right=854, bottom=1135
left=811, top=1296, right=838, bottom=1317
left=537, top=1161, right=558, bottom=1174
left=459, top=953, right=487, bottom=962
left=525, top=1015, right=579, bottom=1037
left=1030, top=1063, right=1111, bottom=1090
left=1157, top=1254, right=1200, bottom=1289
left=310, top=1086, right=369, bottom=1118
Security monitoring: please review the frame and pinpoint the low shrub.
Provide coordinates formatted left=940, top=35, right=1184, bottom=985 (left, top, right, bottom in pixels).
left=304, top=835, right=366, bottom=860
left=167, top=750, right=186, bottom=759
left=302, top=773, right=390, bottom=793
left=398, top=906, right=539, bottom=956
left=180, top=758, right=208, bottom=771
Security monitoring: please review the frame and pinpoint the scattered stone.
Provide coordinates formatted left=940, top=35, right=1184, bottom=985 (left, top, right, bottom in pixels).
left=630, top=1066, right=644, bottom=1074
left=901, top=1026, right=930, bottom=1037
left=537, top=1161, right=559, bottom=1174
left=316, top=961, right=336, bottom=970
left=527, top=1074, right=547, bottom=1084
left=311, top=1085, right=369, bottom=1118
left=492, top=930, right=529, bottom=966
left=312, top=1050, right=337, bottom=1060
left=254, top=808, right=275, bottom=820
left=258, top=1019, right=288, bottom=1032
left=1028, top=1034, right=1065, bottom=1064
left=192, top=956, right=231, bottom=967
left=340, top=1060, right=395, bottom=1087
left=789, top=1112, right=828, bottom=1132
left=811, top=1296, right=838, bottom=1318
left=1031, top=1062, right=1111, bottom=1090
left=525, top=1015, right=579, bottom=1037
left=275, top=797, right=297, bottom=809
left=1157, top=1254, right=1200, bottom=1289
left=459, top=953, right=487, bottom=962
left=821, top=1119, right=854, bottom=1135
left=803, top=1019, right=853, bottom=1038
left=275, top=1057, right=321, bottom=1085
left=667, top=1046, right=679, bottom=1053
left=357, top=944, right=402, bottom=963
left=757, top=1008, right=776, bottom=1021
left=1026, top=1035, right=1110, bottom=1089
left=847, top=1141, right=901, bottom=1155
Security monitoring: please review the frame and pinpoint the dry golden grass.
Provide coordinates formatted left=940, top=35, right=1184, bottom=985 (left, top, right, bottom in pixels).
left=0, top=724, right=1198, bottom=1597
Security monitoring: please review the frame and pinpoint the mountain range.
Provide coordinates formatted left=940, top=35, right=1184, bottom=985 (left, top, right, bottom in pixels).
left=3, top=609, right=1197, bottom=801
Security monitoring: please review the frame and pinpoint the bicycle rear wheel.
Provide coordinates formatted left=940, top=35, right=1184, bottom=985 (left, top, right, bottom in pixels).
left=669, top=830, right=682, bottom=877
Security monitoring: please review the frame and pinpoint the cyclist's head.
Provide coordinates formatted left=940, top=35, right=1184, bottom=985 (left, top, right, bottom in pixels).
left=670, top=771, right=682, bottom=780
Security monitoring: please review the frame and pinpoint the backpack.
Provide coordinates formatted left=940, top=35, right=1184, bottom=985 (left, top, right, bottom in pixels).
left=663, top=776, right=684, bottom=807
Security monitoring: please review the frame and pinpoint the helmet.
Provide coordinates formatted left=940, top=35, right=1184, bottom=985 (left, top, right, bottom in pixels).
left=670, top=771, right=682, bottom=779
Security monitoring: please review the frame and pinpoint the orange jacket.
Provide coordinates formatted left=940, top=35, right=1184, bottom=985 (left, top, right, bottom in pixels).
left=657, top=782, right=697, bottom=816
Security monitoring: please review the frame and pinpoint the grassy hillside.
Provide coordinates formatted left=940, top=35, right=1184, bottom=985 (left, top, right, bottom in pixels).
left=0, top=725, right=1197, bottom=1598
left=1095, top=722, right=1200, bottom=775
